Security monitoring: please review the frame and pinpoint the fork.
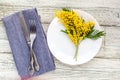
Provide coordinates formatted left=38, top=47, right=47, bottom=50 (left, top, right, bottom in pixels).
left=29, top=20, right=40, bottom=72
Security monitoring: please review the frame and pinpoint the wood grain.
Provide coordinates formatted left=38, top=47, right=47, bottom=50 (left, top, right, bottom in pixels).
left=0, top=54, right=120, bottom=80
left=0, top=0, right=120, bottom=80
left=0, top=6, right=120, bottom=26
left=0, top=0, right=120, bottom=8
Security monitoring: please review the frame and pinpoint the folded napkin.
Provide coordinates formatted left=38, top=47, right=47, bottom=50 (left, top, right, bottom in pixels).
left=2, top=8, right=55, bottom=79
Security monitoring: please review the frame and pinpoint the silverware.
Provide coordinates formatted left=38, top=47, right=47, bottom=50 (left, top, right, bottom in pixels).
left=18, top=12, right=35, bottom=75
left=29, top=20, right=40, bottom=71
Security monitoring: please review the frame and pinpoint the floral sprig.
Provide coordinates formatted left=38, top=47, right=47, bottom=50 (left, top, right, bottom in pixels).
left=55, top=8, right=105, bottom=61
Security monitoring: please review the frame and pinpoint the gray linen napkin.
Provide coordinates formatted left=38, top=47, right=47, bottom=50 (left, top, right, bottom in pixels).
left=2, top=8, right=55, bottom=79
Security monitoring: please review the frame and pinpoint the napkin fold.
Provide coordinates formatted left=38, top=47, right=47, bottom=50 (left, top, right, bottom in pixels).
left=2, top=8, right=55, bottom=78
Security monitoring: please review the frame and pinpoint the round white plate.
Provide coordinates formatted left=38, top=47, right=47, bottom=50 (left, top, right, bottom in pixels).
left=47, top=9, right=102, bottom=65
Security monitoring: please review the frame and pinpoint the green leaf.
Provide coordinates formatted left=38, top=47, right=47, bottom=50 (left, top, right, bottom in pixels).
left=87, top=29, right=105, bottom=40
left=61, top=29, right=68, bottom=34
left=87, top=26, right=105, bottom=39
left=62, top=8, right=71, bottom=12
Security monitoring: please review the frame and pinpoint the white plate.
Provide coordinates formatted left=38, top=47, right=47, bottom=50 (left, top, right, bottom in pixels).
left=47, top=10, right=102, bottom=65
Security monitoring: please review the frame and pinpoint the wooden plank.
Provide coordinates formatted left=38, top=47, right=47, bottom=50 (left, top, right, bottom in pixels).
left=0, top=0, right=120, bottom=8
left=0, top=40, right=11, bottom=52
left=0, top=54, right=120, bottom=80
left=0, top=21, right=7, bottom=40
left=0, top=6, right=120, bottom=26
left=105, top=27, right=120, bottom=47
left=0, top=22, right=120, bottom=59
left=96, top=47, right=120, bottom=59
left=1, top=44, right=120, bottom=59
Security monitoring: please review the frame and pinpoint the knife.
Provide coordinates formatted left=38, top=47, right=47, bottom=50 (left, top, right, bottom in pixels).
left=18, top=12, right=34, bottom=76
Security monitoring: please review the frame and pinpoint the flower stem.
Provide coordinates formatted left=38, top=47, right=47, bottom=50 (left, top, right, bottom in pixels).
left=73, top=41, right=79, bottom=61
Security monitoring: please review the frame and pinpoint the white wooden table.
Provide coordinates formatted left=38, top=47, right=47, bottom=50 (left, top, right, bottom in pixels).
left=0, top=0, right=120, bottom=80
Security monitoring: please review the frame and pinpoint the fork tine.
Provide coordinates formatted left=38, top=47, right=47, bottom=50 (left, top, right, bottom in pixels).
left=29, top=20, right=36, bottom=33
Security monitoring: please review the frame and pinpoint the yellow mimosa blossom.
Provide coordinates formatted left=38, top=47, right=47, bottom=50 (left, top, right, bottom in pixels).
left=55, top=8, right=105, bottom=61
left=55, top=9, right=94, bottom=46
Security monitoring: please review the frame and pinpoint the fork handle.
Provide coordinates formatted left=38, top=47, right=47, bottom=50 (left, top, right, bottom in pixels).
left=31, top=50, right=40, bottom=71
left=29, top=47, right=34, bottom=76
